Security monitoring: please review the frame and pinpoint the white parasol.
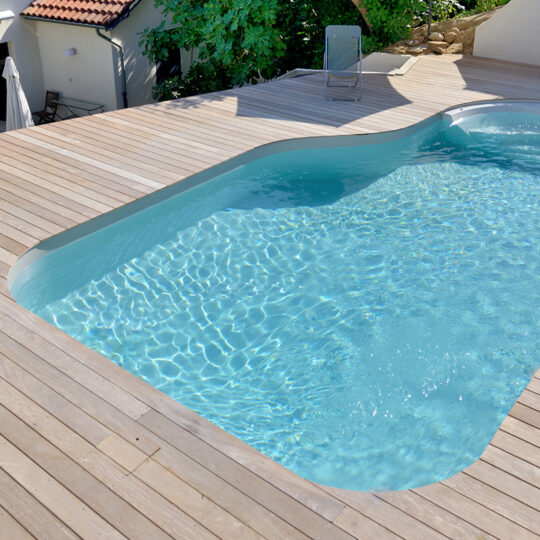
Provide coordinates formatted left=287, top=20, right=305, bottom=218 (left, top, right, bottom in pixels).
left=2, top=56, right=34, bottom=131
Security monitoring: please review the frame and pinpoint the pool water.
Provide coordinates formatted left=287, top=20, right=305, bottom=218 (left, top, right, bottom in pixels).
left=12, top=107, right=540, bottom=491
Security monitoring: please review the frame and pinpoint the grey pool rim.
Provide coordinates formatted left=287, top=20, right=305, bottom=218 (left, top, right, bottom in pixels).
left=8, top=97, right=540, bottom=292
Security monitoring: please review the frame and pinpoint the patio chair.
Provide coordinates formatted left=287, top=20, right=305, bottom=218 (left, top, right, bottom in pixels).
left=33, top=90, right=59, bottom=124
left=324, top=25, right=362, bottom=101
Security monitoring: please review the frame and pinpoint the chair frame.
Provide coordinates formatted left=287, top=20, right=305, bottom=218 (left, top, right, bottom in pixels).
left=33, top=90, right=60, bottom=124
left=324, top=25, right=362, bottom=102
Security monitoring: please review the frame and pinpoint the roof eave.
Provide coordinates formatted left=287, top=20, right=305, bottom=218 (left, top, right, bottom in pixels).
left=21, top=14, right=109, bottom=29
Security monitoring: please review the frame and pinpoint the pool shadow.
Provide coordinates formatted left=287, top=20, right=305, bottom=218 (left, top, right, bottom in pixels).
left=453, top=55, right=540, bottom=99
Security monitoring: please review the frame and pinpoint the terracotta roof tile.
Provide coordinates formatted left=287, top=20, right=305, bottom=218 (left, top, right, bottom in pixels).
left=21, top=0, right=138, bottom=27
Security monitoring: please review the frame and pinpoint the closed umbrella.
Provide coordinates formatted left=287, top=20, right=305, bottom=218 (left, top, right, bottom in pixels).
left=2, top=56, right=34, bottom=131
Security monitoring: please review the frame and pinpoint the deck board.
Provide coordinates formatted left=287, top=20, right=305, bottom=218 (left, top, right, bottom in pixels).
left=1, top=54, right=539, bottom=538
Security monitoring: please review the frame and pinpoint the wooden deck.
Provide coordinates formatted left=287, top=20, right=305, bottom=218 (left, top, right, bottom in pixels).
left=0, top=54, right=539, bottom=539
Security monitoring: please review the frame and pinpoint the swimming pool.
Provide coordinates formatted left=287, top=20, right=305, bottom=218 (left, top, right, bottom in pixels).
left=10, top=100, right=540, bottom=491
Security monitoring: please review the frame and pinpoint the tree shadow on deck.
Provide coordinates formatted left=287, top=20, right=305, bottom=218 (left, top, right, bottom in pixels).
left=154, top=71, right=412, bottom=128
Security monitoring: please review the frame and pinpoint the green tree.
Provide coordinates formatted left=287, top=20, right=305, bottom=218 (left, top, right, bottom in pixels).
left=142, top=0, right=368, bottom=99
left=141, top=0, right=472, bottom=101
left=141, top=0, right=285, bottom=98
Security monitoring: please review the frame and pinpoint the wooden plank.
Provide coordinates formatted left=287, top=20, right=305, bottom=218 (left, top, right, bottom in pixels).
left=134, top=458, right=263, bottom=540
left=333, top=506, right=400, bottom=540
left=520, top=389, right=540, bottom=411
left=489, top=430, right=540, bottom=468
left=0, top=260, right=9, bottom=280
left=0, top=170, right=102, bottom=219
left=97, top=434, right=149, bottom=472
left=0, top=506, right=34, bottom=539
left=0, top=311, right=151, bottom=423
left=324, top=487, right=446, bottom=540
left=0, top=324, right=157, bottom=454
left=509, top=402, right=540, bottom=430
left=48, top=117, right=223, bottom=174
left=0, top=191, right=68, bottom=232
left=0, top=469, right=79, bottom=540
left=0, top=208, right=51, bottom=240
left=138, top=409, right=354, bottom=540
left=0, top=231, right=27, bottom=256
left=0, top=141, right=134, bottom=204
left=0, top=244, right=18, bottom=266
left=377, top=489, right=494, bottom=539
left=24, top=126, right=185, bottom=183
left=0, top=277, right=8, bottom=297
left=444, top=472, right=540, bottom=535
left=0, top=221, right=38, bottom=247
left=463, top=460, right=540, bottom=511
left=526, top=376, right=540, bottom=395
left=0, top=355, right=112, bottom=448
left=481, top=445, right=540, bottom=489
left=1, top=135, right=154, bottom=197
left=413, top=482, right=537, bottom=539
left=8, top=131, right=165, bottom=190
left=0, top=433, right=125, bottom=539
left=0, top=400, right=208, bottom=539
left=0, top=179, right=91, bottom=224
left=0, top=151, right=119, bottom=210
left=498, top=415, right=540, bottom=448
left=147, top=444, right=309, bottom=540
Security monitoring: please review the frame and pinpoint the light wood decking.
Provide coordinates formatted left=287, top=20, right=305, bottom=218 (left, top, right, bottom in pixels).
left=0, top=54, right=539, bottom=539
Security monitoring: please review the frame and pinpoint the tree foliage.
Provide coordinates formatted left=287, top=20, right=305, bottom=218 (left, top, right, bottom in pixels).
left=142, top=0, right=367, bottom=100
left=141, top=0, right=491, bottom=101
left=142, top=0, right=284, bottom=94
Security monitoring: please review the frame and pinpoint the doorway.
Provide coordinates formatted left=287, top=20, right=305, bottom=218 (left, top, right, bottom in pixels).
left=0, top=42, right=10, bottom=122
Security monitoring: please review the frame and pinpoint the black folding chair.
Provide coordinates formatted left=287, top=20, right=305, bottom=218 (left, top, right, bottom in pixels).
left=33, top=90, right=60, bottom=124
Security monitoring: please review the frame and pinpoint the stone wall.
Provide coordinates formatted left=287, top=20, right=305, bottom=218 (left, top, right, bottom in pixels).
left=385, top=10, right=497, bottom=56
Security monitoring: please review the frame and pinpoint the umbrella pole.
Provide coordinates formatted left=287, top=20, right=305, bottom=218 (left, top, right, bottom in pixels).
left=428, top=0, right=433, bottom=36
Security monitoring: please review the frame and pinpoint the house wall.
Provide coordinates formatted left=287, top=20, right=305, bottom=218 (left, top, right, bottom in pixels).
left=474, top=0, right=540, bottom=66
left=0, top=0, right=44, bottom=110
left=110, top=0, right=163, bottom=107
left=35, top=22, right=120, bottom=111
left=2, top=0, right=189, bottom=116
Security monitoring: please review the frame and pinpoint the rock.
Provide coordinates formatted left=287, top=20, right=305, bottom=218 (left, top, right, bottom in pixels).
left=444, top=30, right=460, bottom=44
left=400, top=7, right=501, bottom=58
left=384, top=39, right=410, bottom=54
left=446, top=42, right=464, bottom=54
left=427, top=41, right=450, bottom=54
left=461, top=28, right=475, bottom=47
left=410, top=27, right=425, bottom=40
left=428, top=32, right=445, bottom=41
left=407, top=44, right=431, bottom=55
left=384, top=45, right=409, bottom=55
left=411, top=25, right=429, bottom=39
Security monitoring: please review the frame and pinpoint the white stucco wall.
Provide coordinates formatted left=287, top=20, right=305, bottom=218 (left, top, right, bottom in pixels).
left=35, top=21, right=120, bottom=111
left=0, top=0, right=44, bottom=110
left=110, top=0, right=163, bottom=107
left=474, top=0, right=540, bottom=66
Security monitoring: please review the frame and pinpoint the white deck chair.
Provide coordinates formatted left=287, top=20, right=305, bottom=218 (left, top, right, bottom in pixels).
left=324, top=25, right=362, bottom=101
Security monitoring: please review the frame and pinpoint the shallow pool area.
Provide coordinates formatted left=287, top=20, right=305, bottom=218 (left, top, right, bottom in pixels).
left=10, top=102, right=540, bottom=491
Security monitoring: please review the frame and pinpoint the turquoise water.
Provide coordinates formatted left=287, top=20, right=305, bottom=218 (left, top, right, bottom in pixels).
left=12, top=109, right=540, bottom=491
